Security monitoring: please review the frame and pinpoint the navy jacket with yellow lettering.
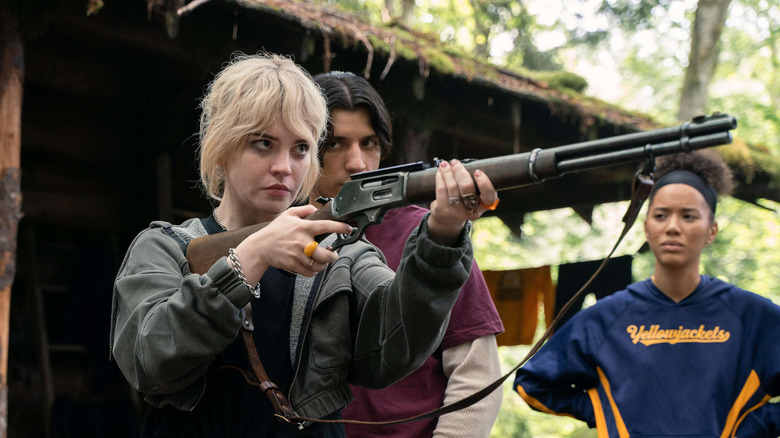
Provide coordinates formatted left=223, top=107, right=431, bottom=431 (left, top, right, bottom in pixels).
left=514, top=275, right=780, bottom=437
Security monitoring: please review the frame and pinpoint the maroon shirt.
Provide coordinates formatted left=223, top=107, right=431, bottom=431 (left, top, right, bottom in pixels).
left=341, top=205, right=504, bottom=437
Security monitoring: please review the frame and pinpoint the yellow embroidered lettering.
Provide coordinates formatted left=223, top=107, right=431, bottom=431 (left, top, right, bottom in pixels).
left=625, top=323, right=731, bottom=346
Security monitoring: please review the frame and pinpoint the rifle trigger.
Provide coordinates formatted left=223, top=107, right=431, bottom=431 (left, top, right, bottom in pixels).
left=332, top=228, right=361, bottom=250
left=331, top=209, right=385, bottom=250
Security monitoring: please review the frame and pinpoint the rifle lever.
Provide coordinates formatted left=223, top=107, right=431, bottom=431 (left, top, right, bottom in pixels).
left=331, top=207, right=387, bottom=250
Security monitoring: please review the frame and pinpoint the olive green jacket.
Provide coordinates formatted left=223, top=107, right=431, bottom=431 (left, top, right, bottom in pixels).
left=110, top=215, right=472, bottom=419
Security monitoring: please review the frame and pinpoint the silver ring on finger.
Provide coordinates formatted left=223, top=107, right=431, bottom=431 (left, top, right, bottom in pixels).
left=448, top=196, right=461, bottom=206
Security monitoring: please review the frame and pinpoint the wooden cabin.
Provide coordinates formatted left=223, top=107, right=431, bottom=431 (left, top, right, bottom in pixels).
left=2, top=0, right=777, bottom=435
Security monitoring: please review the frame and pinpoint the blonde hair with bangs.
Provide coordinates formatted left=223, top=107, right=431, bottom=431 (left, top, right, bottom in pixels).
left=198, top=53, right=328, bottom=203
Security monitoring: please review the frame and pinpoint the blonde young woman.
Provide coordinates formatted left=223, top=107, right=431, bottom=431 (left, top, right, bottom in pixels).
left=110, top=53, right=498, bottom=438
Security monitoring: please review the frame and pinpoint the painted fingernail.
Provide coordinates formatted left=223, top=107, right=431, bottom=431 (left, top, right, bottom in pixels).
left=440, top=161, right=448, bottom=167
left=475, top=169, right=483, bottom=177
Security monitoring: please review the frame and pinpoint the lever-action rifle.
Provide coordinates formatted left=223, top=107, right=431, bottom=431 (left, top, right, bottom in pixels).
left=187, top=113, right=736, bottom=274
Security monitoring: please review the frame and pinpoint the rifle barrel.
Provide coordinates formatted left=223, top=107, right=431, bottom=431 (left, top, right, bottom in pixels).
left=186, top=114, right=737, bottom=273
left=552, top=114, right=736, bottom=159
left=405, top=118, right=735, bottom=203
left=557, top=132, right=733, bottom=174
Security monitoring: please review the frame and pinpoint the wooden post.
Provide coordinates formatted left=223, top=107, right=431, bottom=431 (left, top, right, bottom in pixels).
left=0, top=8, right=24, bottom=438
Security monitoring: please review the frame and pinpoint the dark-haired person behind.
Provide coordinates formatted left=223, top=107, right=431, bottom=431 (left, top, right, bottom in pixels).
left=514, top=150, right=780, bottom=437
left=312, top=71, right=504, bottom=438
left=109, top=53, right=499, bottom=438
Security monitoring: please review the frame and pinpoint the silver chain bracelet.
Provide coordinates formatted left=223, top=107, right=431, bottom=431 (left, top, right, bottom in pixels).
left=227, top=248, right=262, bottom=298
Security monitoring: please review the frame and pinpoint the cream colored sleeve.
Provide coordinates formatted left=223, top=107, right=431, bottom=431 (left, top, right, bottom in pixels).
left=433, top=335, right=503, bottom=438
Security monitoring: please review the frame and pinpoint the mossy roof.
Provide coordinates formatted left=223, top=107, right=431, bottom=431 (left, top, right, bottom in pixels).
left=225, top=0, right=658, bottom=130
left=179, top=0, right=778, bottom=202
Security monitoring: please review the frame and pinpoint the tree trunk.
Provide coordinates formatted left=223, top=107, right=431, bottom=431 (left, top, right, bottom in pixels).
left=399, top=0, right=415, bottom=26
left=0, top=8, right=24, bottom=438
left=678, top=0, right=732, bottom=122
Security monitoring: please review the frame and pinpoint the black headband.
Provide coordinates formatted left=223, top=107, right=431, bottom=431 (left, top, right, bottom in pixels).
left=651, top=170, right=717, bottom=213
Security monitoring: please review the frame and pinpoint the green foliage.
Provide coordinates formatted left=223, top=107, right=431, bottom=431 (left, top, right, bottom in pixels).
left=490, top=395, right=532, bottom=438
left=473, top=202, right=648, bottom=271
left=617, top=43, right=685, bottom=124
left=595, top=0, right=674, bottom=33
left=316, top=0, right=381, bottom=21
left=703, top=197, right=780, bottom=300
left=710, top=95, right=779, bottom=148
left=708, top=0, right=780, bottom=153
left=357, top=0, right=564, bottom=71
left=320, top=0, right=780, bottom=158
left=554, top=0, right=780, bottom=159
left=491, top=342, right=598, bottom=437
left=474, top=197, right=780, bottom=301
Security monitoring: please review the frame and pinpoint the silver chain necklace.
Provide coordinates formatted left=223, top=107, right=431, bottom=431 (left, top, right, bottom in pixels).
left=213, top=208, right=228, bottom=231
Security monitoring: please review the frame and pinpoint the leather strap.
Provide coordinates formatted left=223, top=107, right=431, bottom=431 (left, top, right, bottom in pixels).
left=248, top=170, right=655, bottom=427
left=240, top=303, right=301, bottom=427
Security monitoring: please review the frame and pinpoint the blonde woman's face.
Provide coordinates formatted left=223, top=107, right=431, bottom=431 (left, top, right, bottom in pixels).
left=222, top=118, right=311, bottom=222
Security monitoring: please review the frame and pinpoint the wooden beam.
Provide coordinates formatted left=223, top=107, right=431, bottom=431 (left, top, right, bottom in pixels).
left=0, top=8, right=24, bottom=438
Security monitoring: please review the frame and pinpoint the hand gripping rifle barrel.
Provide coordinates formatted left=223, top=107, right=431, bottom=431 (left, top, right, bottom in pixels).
left=186, top=113, right=736, bottom=274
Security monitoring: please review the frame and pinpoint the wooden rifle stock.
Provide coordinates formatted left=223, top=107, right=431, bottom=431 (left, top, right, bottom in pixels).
left=186, top=113, right=736, bottom=274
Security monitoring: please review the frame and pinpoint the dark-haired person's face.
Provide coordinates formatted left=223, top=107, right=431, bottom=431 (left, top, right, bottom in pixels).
left=644, top=183, right=718, bottom=271
left=315, top=108, right=381, bottom=198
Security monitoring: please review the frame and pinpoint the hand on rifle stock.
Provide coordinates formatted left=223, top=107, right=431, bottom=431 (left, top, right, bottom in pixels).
left=231, top=206, right=351, bottom=282
left=187, top=206, right=350, bottom=278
